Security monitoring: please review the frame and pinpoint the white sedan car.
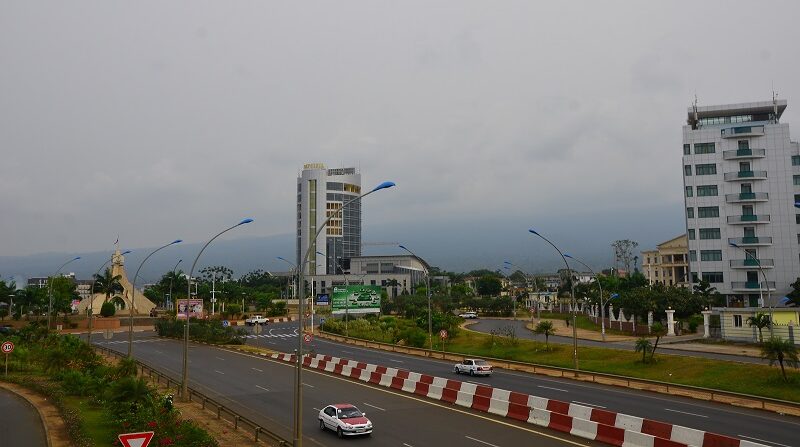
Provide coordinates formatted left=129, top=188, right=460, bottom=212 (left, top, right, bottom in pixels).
left=319, top=404, right=373, bottom=437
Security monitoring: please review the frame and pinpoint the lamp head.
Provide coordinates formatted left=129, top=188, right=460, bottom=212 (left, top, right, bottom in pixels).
left=729, top=242, right=739, bottom=248
left=503, top=261, right=512, bottom=265
left=528, top=229, right=539, bottom=235
left=171, top=239, right=183, bottom=245
left=564, top=254, right=574, bottom=259
left=276, top=256, right=286, bottom=261
left=73, top=256, right=81, bottom=261
left=238, top=218, right=254, bottom=226
left=371, top=181, right=396, bottom=192
left=316, top=251, right=325, bottom=256
left=610, top=293, right=619, bottom=299
left=398, top=244, right=407, bottom=250
left=121, top=250, right=132, bottom=255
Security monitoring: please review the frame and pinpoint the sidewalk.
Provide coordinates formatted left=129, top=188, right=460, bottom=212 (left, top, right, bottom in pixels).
left=525, top=318, right=638, bottom=342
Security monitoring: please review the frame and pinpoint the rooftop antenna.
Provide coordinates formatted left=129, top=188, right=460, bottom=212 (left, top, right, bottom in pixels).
left=773, top=87, right=779, bottom=123
left=692, top=93, right=699, bottom=129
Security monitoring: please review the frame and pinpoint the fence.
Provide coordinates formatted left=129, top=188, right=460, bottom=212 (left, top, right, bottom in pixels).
left=93, top=345, right=290, bottom=446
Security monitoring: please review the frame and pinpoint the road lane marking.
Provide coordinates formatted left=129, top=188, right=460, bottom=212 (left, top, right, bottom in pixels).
left=342, top=350, right=354, bottom=354
left=362, top=402, right=386, bottom=411
left=664, top=408, right=708, bottom=418
left=313, top=407, right=322, bottom=412
left=572, top=401, right=605, bottom=409
left=256, top=385, right=270, bottom=392
left=216, top=357, right=225, bottom=361
left=388, top=359, right=404, bottom=363
left=538, top=385, right=568, bottom=392
left=739, top=435, right=791, bottom=447
left=465, top=435, right=500, bottom=447
left=215, top=370, right=225, bottom=375
left=467, top=381, right=488, bottom=386
left=403, top=444, right=414, bottom=447
left=302, top=383, right=315, bottom=388
left=252, top=367, right=263, bottom=372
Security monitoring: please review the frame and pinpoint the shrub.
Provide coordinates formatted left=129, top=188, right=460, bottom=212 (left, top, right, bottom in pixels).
left=100, top=302, right=116, bottom=317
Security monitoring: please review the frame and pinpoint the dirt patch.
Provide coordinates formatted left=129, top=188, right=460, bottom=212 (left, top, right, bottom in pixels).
left=0, top=381, right=71, bottom=447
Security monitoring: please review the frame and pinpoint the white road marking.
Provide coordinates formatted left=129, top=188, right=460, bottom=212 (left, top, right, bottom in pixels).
left=388, top=359, right=404, bottom=363
left=538, top=385, right=568, bottom=392
left=313, top=407, right=322, bottom=412
left=302, top=383, right=315, bottom=388
left=403, top=444, right=414, bottom=447
left=362, top=402, right=386, bottom=411
left=572, top=401, right=606, bottom=409
left=342, top=350, right=354, bottom=354
left=256, top=385, right=270, bottom=392
left=216, top=357, right=225, bottom=361
left=214, top=370, right=225, bottom=375
left=465, top=435, right=499, bottom=447
left=466, top=381, right=488, bottom=386
left=251, top=367, right=263, bottom=372
left=739, top=435, right=792, bottom=447
left=664, top=408, right=708, bottom=418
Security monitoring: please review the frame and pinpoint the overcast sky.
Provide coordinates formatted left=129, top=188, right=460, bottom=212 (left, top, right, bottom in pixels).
left=2, top=1, right=800, bottom=272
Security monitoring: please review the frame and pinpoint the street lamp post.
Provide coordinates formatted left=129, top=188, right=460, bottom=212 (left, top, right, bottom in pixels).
left=181, top=218, right=253, bottom=401
left=88, top=250, right=131, bottom=345
left=729, top=241, right=772, bottom=336
left=529, top=229, right=579, bottom=371
left=47, top=256, right=81, bottom=330
left=129, top=239, right=182, bottom=357
left=293, top=181, right=395, bottom=447
left=399, top=245, right=433, bottom=350
left=564, top=254, right=606, bottom=341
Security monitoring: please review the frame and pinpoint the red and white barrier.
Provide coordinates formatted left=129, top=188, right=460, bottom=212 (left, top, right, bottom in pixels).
left=265, top=352, right=764, bottom=447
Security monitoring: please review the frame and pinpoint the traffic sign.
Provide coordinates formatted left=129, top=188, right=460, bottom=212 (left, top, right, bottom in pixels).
left=303, top=333, right=313, bottom=343
left=320, top=318, right=326, bottom=325
left=1, top=341, right=13, bottom=354
left=118, top=431, right=154, bottom=447
left=103, top=329, right=114, bottom=340
left=222, top=320, right=230, bottom=327
left=439, top=330, right=448, bottom=339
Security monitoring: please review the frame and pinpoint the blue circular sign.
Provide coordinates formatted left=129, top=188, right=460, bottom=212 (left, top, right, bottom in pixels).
left=222, top=320, right=230, bottom=327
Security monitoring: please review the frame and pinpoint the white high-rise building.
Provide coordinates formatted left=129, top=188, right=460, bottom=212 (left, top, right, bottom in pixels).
left=296, top=163, right=362, bottom=275
left=683, top=98, right=800, bottom=307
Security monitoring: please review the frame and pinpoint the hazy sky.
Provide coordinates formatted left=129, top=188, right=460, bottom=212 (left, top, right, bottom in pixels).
left=3, top=1, right=800, bottom=271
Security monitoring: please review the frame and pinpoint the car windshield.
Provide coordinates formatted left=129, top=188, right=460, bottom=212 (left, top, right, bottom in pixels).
left=338, top=407, right=363, bottom=419
left=474, top=360, right=487, bottom=365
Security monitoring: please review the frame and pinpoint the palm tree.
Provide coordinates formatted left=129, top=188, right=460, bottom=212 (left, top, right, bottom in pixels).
left=533, top=321, right=555, bottom=348
left=760, top=336, right=799, bottom=382
left=746, top=313, right=772, bottom=343
left=94, top=268, right=123, bottom=304
left=649, top=322, right=666, bottom=362
left=634, top=337, right=653, bottom=364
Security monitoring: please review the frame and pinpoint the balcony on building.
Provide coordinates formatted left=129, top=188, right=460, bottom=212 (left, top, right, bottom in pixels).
left=725, top=192, right=769, bottom=203
left=721, top=126, right=765, bottom=138
left=722, top=148, right=766, bottom=160
left=731, top=281, right=776, bottom=292
left=730, top=259, right=774, bottom=269
left=727, top=214, right=770, bottom=224
left=724, top=170, right=768, bottom=181
left=728, top=237, right=773, bottom=246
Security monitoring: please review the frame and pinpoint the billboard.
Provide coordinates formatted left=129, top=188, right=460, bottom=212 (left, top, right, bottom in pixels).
left=331, top=285, right=381, bottom=315
left=177, top=299, right=204, bottom=319
left=316, top=294, right=330, bottom=306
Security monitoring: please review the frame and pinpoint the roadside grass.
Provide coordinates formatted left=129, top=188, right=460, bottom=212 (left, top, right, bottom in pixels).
left=63, top=396, right=116, bottom=445
left=536, top=312, right=632, bottom=336
left=430, top=328, right=800, bottom=402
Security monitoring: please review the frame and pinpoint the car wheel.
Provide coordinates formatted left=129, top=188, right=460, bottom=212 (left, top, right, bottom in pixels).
left=453, top=366, right=459, bottom=374
left=337, top=427, right=343, bottom=438
left=469, top=370, right=475, bottom=376
left=319, top=419, right=325, bottom=430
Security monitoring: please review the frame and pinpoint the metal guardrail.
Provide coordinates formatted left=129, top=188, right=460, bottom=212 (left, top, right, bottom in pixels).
left=317, top=330, right=800, bottom=417
left=93, top=345, right=290, bottom=446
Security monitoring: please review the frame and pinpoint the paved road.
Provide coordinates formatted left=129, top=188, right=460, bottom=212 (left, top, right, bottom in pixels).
left=0, top=388, right=48, bottom=447
left=95, top=332, right=595, bottom=447
left=228, top=321, right=798, bottom=447
left=467, top=318, right=768, bottom=365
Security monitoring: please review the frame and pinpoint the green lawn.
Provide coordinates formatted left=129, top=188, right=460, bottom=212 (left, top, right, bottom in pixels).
left=429, top=328, right=800, bottom=402
left=63, top=396, right=117, bottom=445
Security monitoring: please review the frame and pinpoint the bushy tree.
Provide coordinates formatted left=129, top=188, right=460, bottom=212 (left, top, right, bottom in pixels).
left=100, top=302, right=116, bottom=317
left=476, top=275, right=502, bottom=296
left=761, top=336, right=799, bottom=382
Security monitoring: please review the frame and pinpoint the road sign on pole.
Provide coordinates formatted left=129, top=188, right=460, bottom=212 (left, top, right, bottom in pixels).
left=103, top=329, right=114, bottom=340
left=303, top=333, right=313, bottom=343
left=222, top=320, right=230, bottom=327
left=1, top=341, right=14, bottom=354
left=118, top=431, right=154, bottom=447
left=439, top=329, right=448, bottom=339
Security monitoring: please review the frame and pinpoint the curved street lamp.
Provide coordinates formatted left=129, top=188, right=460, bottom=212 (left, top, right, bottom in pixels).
left=128, top=239, right=182, bottom=357
left=729, top=241, right=772, bottom=336
left=564, top=254, right=606, bottom=341
left=528, top=229, right=579, bottom=371
left=88, top=250, right=131, bottom=344
left=399, top=244, right=432, bottom=349
left=293, top=181, right=395, bottom=447
left=181, top=218, right=253, bottom=400
left=47, top=256, right=81, bottom=330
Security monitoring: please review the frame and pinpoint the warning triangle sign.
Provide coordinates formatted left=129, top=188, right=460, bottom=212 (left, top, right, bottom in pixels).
left=118, top=431, right=155, bottom=447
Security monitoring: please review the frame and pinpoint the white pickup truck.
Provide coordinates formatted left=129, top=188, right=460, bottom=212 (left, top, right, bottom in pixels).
left=245, top=315, right=268, bottom=326
left=453, top=359, right=493, bottom=376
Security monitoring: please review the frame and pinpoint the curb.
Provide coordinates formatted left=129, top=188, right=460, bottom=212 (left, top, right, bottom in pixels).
left=263, top=351, right=765, bottom=447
